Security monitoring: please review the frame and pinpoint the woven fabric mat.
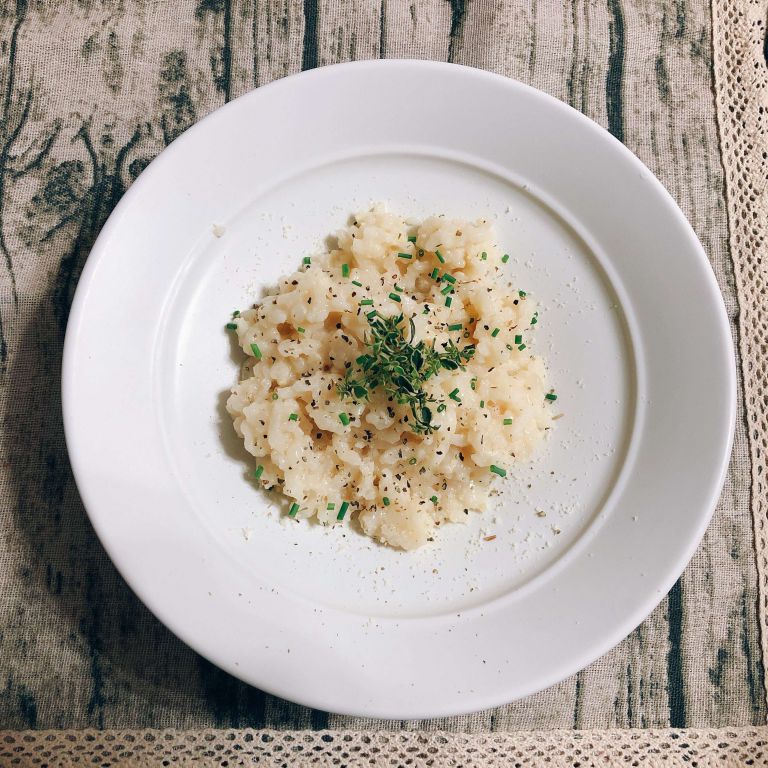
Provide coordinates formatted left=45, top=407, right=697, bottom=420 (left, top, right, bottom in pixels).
left=1, top=0, right=767, bottom=764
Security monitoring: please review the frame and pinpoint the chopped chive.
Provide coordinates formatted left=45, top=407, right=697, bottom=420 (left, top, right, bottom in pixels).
left=271, top=392, right=279, bottom=400
left=514, top=334, right=522, bottom=344
left=342, top=263, right=350, bottom=277
left=250, top=343, right=262, bottom=360
left=303, top=256, right=311, bottom=265
left=491, top=328, right=500, bottom=338
left=382, top=496, right=390, bottom=506
left=226, top=322, right=238, bottom=330
left=519, top=290, right=527, bottom=297
left=254, top=465, right=264, bottom=480
left=430, top=495, right=439, bottom=504
left=430, top=267, right=440, bottom=280
left=518, top=343, right=527, bottom=351
left=480, top=400, right=485, bottom=408
left=288, top=413, right=298, bottom=421
left=360, top=299, right=374, bottom=306
left=441, top=284, right=454, bottom=295
left=288, top=502, right=300, bottom=517
left=545, top=392, right=558, bottom=401
left=388, top=292, right=401, bottom=302
left=398, top=252, right=413, bottom=260
left=351, top=279, right=363, bottom=287
left=366, top=310, right=378, bottom=320
left=437, top=403, right=447, bottom=413
left=481, top=251, right=487, bottom=260
left=447, top=323, right=463, bottom=331
left=502, top=254, right=510, bottom=263
left=449, top=388, right=461, bottom=402
left=506, top=344, right=513, bottom=351
left=337, top=501, right=349, bottom=521
left=394, top=284, right=404, bottom=292
left=409, top=457, right=417, bottom=465
left=531, top=315, right=538, bottom=325
left=232, top=310, right=240, bottom=317
left=297, top=327, right=306, bottom=334
left=407, top=235, right=417, bottom=243
left=435, top=249, right=445, bottom=263
left=470, top=377, right=477, bottom=390
left=503, top=418, right=513, bottom=425
left=490, top=465, right=507, bottom=478
left=339, top=412, right=350, bottom=426
left=442, top=273, right=456, bottom=284
left=445, top=296, right=452, bottom=308
left=327, top=502, right=336, bottom=510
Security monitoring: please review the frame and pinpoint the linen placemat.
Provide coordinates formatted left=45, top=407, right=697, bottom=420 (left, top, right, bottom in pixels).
left=0, top=0, right=766, bottom=764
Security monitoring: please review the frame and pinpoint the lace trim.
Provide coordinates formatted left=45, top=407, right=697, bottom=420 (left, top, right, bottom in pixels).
left=1, top=727, right=767, bottom=766
left=712, top=0, right=768, bottom=715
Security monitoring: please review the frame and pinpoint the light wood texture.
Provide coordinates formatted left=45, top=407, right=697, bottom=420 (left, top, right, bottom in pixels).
left=0, top=0, right=761, bottom=730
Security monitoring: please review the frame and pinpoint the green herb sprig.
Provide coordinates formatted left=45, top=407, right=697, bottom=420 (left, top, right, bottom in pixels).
left=337, top=313, right=475, bottom=434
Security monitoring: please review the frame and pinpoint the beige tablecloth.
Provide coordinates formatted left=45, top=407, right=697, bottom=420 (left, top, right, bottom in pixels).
left=0, top=0, right=766, bottom=764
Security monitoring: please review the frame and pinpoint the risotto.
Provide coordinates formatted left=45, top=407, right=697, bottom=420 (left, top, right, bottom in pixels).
left=226, top=208, right=555, bottom=550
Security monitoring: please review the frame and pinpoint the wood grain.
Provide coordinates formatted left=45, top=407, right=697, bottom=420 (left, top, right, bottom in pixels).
left=0, top=0, right=761, bottom=730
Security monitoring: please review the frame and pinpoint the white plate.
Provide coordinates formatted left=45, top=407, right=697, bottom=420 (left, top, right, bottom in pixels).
left=63, top=61, right=735, bottom=718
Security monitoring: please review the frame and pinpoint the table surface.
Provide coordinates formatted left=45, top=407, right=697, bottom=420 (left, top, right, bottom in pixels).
left=0, top=0, right=764, bottom=734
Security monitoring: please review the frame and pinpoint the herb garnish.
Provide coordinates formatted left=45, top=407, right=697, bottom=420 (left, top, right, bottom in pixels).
left=337, top=312, right=476, bottom=434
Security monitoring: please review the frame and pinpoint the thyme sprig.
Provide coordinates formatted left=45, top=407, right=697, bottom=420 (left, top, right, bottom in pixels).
left=338, top=313, right=475, bottom=434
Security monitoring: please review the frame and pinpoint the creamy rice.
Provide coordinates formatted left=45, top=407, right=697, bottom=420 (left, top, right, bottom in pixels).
left=226, top=207, right=554, bottom=549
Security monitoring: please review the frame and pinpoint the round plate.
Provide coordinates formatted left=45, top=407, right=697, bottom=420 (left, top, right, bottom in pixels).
left=63, top=61, right=734, bottom=718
